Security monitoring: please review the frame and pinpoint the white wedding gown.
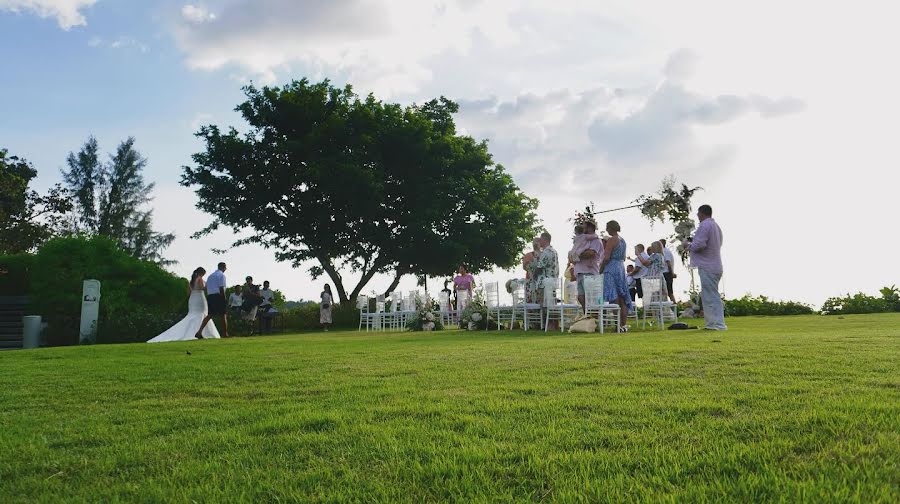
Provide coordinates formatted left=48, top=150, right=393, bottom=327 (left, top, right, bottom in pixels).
left=148, top=289, right=220, bottom=343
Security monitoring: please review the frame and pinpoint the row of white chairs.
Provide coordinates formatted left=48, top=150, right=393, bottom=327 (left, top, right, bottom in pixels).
left=357, top=275, right=677, bottom=332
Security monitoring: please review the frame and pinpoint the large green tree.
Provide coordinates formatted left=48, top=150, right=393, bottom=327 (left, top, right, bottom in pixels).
left=182, top=79, right=538, bottom=305
left=62, top=137, right=175, bottom=264
left=0, top=149, right=72, bottom=254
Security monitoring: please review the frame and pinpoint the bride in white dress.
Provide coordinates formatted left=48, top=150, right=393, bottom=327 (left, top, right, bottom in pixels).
left=148, top=267, right=221, bottom=343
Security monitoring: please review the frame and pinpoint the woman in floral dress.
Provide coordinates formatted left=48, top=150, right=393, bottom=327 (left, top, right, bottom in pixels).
left=598, top=220, right=634, bottom=331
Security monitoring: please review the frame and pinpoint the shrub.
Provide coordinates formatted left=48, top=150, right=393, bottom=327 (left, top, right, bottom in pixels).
left=280, top=302, right=359, bottom=332
left=723, top=294, right=814, bottom=317
left=29, top=236, right=186, bottom=345
left=0, top=253, right=35, bottom=296
left=821, top=286, right=900, bottom=315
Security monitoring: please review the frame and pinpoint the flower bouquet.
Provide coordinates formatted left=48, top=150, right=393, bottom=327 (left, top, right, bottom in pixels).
left=459, top=290, right=493, bottom=330
left=405, top=296, right=443, bottom=332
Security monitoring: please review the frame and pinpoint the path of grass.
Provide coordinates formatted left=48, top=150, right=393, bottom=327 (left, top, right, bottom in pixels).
left=1, top=315, right=898, bottom=502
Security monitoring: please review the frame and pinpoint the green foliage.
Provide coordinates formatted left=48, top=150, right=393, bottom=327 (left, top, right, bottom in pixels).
left=724, top=294, right=814, bottom=317
left=279, top=303, right=358, bottom=332
left=61, top=138, right=174, bottom=264
left=1, top=315, right=898, bottom=501
left=182, top=79, right=538, bottom=305
left=29, top=236, right=186, bottom=345
left=821, top=286, right=900, bottom=315
left=0, top=148, right=72, bottom=254
left=0, top=253, right=35, bottom=295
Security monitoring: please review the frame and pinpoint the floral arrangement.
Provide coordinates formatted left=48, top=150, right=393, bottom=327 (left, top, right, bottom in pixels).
left=572, top=203, right=599, bottom=227
left=405, top=296, right=443, bottom=332
left=459, top=290, right=492, bottom=330
left=674, top=219, right=696, bottom=263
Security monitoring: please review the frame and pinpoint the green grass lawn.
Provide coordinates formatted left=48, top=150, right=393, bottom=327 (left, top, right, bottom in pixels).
left=1, top=315, right=898, bottom=502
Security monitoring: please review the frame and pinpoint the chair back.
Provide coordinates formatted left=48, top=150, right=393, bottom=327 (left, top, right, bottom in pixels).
left=357, top=295, right=369, bottom=313
left=390, top=292, right=402, bottom=313
left=643, top=277, right=666, bottom=303
left=375, top=294, right=386, bottom=313
left=406, top=290, right=419, bottom=310
left=584, top=275, right=604, bottom=308
left=438, top=291, right=451, bottom=311
left=512, top=280, right=527, bottom=305
left=542, top=277, right=558, bottom=306
left=484, top=282, right=501, bottom=309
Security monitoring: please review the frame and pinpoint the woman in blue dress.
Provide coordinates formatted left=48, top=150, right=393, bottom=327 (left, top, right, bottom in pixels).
left=598, top=220, right=634, bottom=332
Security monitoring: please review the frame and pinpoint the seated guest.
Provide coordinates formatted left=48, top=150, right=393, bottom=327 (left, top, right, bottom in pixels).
left=229, top=285, right=244, bottom=317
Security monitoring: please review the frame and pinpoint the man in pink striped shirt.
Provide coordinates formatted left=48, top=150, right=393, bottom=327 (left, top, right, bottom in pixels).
left=689, top=204, right=726, bottom=330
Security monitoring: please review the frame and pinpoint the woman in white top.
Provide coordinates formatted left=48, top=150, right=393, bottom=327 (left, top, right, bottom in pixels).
left=148, top=267, right=221, bottom=342
left=320, top=285, right=334, bottom=331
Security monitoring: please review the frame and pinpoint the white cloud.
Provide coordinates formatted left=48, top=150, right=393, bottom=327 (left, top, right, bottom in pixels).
left=87, top=35, right=149, bottom=53
left=181, top=4, right=214, bottom=24
left=0, top=0, right=96, bottom=29
left=172, top=0, right=521, bottom=95
left=455, top=52, right=803, bottom=201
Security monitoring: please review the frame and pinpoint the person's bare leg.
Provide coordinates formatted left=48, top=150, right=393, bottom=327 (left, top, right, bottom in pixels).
left=577, top=295, right=586, bottom=311
left=195, top=315, right=212, bottom=339
left=617, top=297, right=628, bottom=328
left=221, top=314, right=228, bottom=338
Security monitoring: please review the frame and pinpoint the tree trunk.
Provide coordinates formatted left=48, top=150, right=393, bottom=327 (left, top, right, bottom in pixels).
left=383, top=270, right=404, bottom=297
left=319, top=257, right=350, bottom=305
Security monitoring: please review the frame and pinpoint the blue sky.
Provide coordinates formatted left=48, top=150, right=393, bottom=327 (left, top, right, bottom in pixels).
left=2, top=0, right=898, bottom=305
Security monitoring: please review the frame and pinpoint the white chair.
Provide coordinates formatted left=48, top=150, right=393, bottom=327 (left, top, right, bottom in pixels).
left=402, top=290, right=420, bottom=327
left=384, top=292, right=403, bottom=331
left=484, top=281, right=515, bottom=330
left=543, top=277, right=581, bottom=332
left=642, top=276, right=678, bottom=330
left=437, top=291, right=454, bottom=327
left=372, top=294, right=387, bottom=331
left=456, top=289, right=472, bottom=319
left=512, top=280, right=542, bottom=331
left=358, top=295, right=376, bottom=331
left=583, top=275, right=621, bottom=333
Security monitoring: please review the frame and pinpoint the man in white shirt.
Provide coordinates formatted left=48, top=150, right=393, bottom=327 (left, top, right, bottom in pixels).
left=229, top=285, right=243, bottom=317
left=258, top=280, right=277, bottom=334
left=197, top=262, right=228, bottom=338
left=629, top=244, right=651, bottom=300
left=659, top=238, right=677, bottom=303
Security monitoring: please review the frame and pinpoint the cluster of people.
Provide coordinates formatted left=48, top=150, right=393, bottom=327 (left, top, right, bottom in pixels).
left=520, top=203, right=725, bottom=331
left=148, top=262, right=338, bottom=343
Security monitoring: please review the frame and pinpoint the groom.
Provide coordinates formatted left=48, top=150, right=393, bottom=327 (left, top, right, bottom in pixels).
left=196, top=262, right=229, bottom=338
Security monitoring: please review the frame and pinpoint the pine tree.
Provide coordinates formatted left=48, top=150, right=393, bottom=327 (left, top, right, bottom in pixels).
left=62, top=137, right=175, bottom=264
left=63, top=136, right=101, bottom=232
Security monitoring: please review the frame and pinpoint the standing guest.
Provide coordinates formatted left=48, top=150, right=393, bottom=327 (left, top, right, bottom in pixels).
left=523, top=238, right=542, bottom=303
left=659, top=238, right=678, bottom=303
left=241, top=276, right=262, bottom=332
left=320, top=285, right=334, bottom=331
left=626, top=264, right=637, bottom=302
left=646, top=242, right=667, bottom=279
left=689, top=204, right=726, bottom=330
left=196, top=262, right=228, bottom=339
left=229, top=285, right=244, bottom=318
left=570, top=221, right=602, bottom=309
left=453, top=265, right=476, bottom=313
left=533, top=232, right=559, bottom=328
left=629, top=244, right=651, bottom=300
left=597, top=221, right=633, bottom=331
left=440, top=280, right=454, bottom=310
left=258, top=280, right=276, bottom=334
